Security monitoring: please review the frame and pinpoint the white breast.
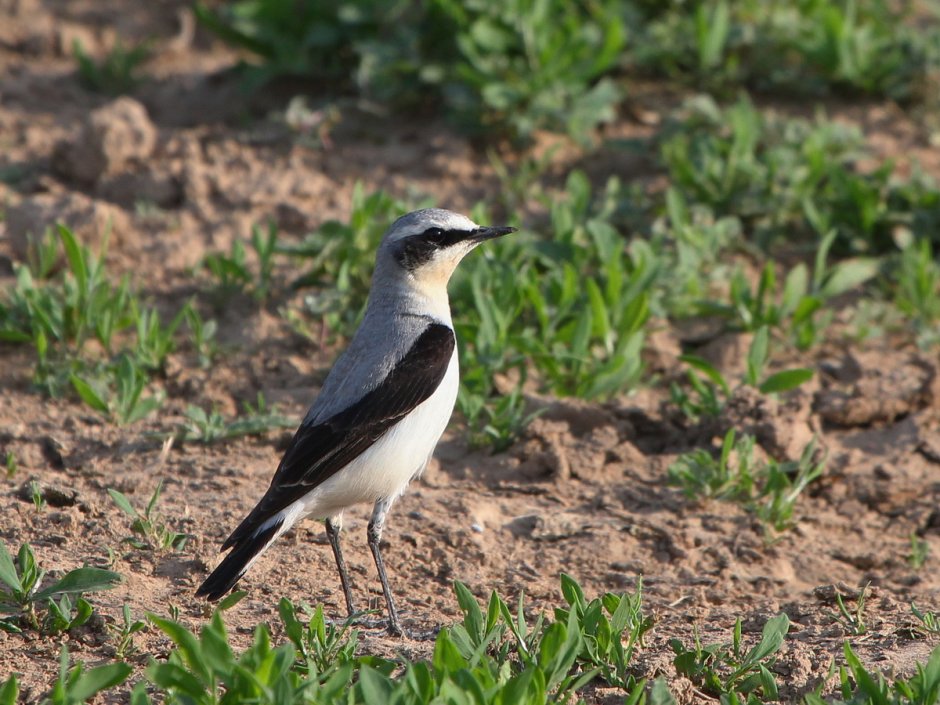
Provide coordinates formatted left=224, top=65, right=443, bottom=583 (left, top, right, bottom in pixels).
left=293, top=350, right=459, bottom=522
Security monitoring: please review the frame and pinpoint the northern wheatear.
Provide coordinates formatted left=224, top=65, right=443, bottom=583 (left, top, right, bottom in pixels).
left=196, top=208, right=515, bottom=634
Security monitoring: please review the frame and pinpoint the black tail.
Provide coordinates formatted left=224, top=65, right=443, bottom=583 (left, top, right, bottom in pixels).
left=195, top=520, right=282, bottom=601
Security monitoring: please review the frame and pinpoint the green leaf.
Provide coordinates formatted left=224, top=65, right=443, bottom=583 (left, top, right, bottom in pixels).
left=608, top=593, right=633, bottom=635
left=107, top=489, right=137, bottom=518
left=217, top=590, right=246, bottom=612
left=454, top=581, right=483, bottom=643
left=649, top=677, right=677, bottom=705
left=57, top=224, right=87, bottom=296
left=0, top=544, right=21, bottom=594
left=743, top=613, right=789, bottom=667
left=358, top=664, right=393, bottom=705
left=0, top=675, right=16, bottom=705
left=124, top=395, right=162, bottom=425
left=146, top=663, right=206, bottom=696
left=585, top=278, right=611, bottom=347
left=199, top=614, right=235, bottom=676
left=679, top=354, right=730, bottom=395
left=746, top=327, right=769, bottom=386
left=34, top=567, right=122, bottom=600
left=148, top=615, right=211, bottom=683
left=65, top=661, right=131, bottom=702
left=70, top=375, right=109, bottom=414
left=698, top=0, right=730, bottom=69
left=432, top=629, right=467, bottom=673
left=559, top=573, right=585, bottom=609
left=820, top=257, right=879, bottom=299
left=759, top=369, right=814, bottom=394
left=781, top=264, right=808, bottom=316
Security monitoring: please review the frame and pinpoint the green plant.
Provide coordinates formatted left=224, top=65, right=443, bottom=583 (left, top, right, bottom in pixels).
left=630, top=0, right=938, bottom=101
left=668, top=429, right=757, bottom=503
left=142, top=574, right=646, bottom=704
left=0, top=541, right=120, bottom=634
left=29, top=480, right=46, bottom=513
left=459, top=381, right=538, bottom=452
left=698, top=231, right=878, bottom=348
left=671, top=326, right=814, bottom=422
left=3, top=452, right=15, bottom=479
left=911, top=604, right=940, bottom=636
left=0, top=225, right=184, bottom=419
left=827, top=584, right=869, bottom=636
left=487, top=147, right=556, bottom=213
left=754, top=439, right=826, bottom=532
left=193, top=0, right=435, bottom=97
left=554, top=574, right=654, bottom=689
left=0, top=675, right=16, bottom=705
left=908, top=533, right=930, bottom=571
left=669, top=430, right=825, bottom=533
left=133, top=302, right=186, bottom=372
left=452, top=175, right=658, bottom=447
left=893, top=238, right=940, bottom=346
left=70, top=354, right=164, bottom=426
left=73, top=38, right=151, bottom=95
left=0, top=225, right=132, bottom=389
left=182, top=302, right=218, bottom=368
left=660, top=95, right=940, bottom=254
left=43, top=646, right=131, bottom=705
left=25, top=228, right=60, bottom=280
left=445, top=584, right=594, bottom=702
left=146, top=608, right=330, bottom=705
left=670, top=613, right=789, bottom=699
left=108, top=481, right=189, bottom=551
left=278, top=599, right=359, bottom=677
left=175, top=394, right=295, bottom=444
left=434, top=0, right=625, bottom=142
left=203, top=222, right=281, bottom=303
left=110, top=603, right=149, bottom=661
left=461, top=173, right=652, bottom=401
left=648, top=187, right=741, bottom=318
left=804, top=641, right=940, bottom=705
left=196, top=0, right=625, bottom=141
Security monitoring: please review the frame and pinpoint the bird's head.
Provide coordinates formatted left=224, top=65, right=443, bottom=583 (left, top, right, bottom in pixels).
left=377, top=208, right=515, bottom=293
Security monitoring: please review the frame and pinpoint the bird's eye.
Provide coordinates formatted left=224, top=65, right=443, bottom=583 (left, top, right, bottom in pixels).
left=424, top=227, right=445, bottom=243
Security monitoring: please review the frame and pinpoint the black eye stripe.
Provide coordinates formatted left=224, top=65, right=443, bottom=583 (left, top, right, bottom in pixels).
left=394, top=228, right=476, bottom=271
left=420, top=227, right=473, bottom=247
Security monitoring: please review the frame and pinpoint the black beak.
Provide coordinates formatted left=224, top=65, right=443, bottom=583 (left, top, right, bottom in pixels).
left=471, top=225, right=517, bottom=242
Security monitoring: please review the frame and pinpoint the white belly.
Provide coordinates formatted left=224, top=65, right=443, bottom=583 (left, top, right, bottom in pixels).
left=293, top=351, right=459, bottom=521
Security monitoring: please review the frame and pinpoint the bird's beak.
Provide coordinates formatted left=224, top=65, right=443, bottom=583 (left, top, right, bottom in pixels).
left=470, top=225, right=517, bottom=242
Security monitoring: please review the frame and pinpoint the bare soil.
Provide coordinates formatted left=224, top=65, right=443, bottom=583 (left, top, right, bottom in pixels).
left=1, top=3, right=939, bottom=703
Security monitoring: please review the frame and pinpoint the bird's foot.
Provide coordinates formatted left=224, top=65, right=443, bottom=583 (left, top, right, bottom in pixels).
left=386, top=618, right=404, bottom=638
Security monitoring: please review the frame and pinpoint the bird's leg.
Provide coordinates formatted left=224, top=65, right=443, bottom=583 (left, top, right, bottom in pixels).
left=325, top=516, right=356, bottom=617
left=367, top=499, right=402, bottom=636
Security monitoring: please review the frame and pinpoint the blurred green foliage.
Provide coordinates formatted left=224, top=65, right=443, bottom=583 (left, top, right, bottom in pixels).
left=195, top=0, right=940, bottom=141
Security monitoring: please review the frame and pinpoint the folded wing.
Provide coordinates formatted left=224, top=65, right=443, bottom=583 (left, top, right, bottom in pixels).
left=220, top=322, right=456, bottom=551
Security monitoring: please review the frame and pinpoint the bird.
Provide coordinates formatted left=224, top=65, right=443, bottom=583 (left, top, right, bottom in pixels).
left=195, top=208, right=516, bottom=635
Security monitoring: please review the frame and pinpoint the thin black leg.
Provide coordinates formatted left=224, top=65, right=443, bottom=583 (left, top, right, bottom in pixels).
left=325, top=517, right=356, bottom=617
left=367, top=500, right=402, bottom=636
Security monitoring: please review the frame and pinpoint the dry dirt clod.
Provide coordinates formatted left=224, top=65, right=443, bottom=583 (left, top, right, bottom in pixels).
left=16, top=480, right=80, bottom=508
left=5, top=191, right=134, bottom=259
left=694, top=331, right=754, bottom=380
left=719, top=384, right=816, bottom=461
left=53, top=96, right=158, bottom=186
left=815, top=351, right=937, bottom=427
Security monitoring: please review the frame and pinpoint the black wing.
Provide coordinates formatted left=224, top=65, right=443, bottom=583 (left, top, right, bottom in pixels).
left=221, top=323, right=455, bottom=550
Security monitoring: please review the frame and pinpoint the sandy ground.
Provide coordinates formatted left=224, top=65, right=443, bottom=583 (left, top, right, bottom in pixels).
left=0, top=2, right=939, bottom=702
